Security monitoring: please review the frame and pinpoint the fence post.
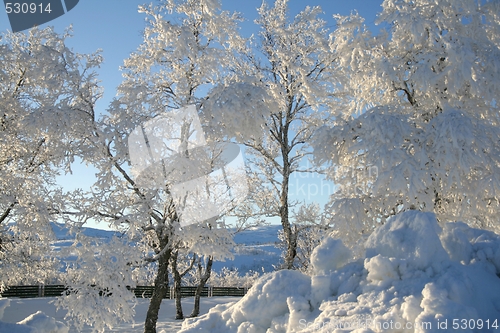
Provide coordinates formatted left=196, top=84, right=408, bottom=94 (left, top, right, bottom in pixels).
left=38, top=284, right=44, bottom=297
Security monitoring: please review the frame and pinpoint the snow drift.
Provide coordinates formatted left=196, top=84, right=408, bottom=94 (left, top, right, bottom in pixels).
left=0, top=298, right=68, bottom=333
left=179, top=211, right=500, bottom=332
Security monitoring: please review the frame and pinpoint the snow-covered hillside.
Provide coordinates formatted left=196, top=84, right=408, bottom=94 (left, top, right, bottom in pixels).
left=212, top=225, right=282, bottom=274
left=51, top=223, right=282, bottom=275
left=51, top=223, right=119, bottom=241
left=50, top=223, right=122, bottom=265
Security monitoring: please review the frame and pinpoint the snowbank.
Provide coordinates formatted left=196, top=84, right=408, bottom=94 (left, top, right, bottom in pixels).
left=181, top=270, right=311, bottom=332
left=179, top=211, right=500, bottom=332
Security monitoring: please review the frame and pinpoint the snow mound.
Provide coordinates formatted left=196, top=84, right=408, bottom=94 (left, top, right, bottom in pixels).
left=16, top=311, right=69, bottom=333
left=181, top=270, right=311, bottom=332
left=179, top=211, right=500, bottom=333
left=0, top=309, right=68, bottom=333
left=365, top=211, right=449, bottom=270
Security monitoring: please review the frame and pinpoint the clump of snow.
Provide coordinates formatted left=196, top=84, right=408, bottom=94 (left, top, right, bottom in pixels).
left=179, top=211, right=500, bottom=332
left=310, top=237, right=352, bottom=275
left=440, top=221, right=500, bottom=274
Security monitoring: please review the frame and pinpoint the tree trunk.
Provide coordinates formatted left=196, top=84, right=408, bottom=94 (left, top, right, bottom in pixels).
left=170, top=251, right=184, bottom=320
left=280, top=115, right=296, bottom=270
left=280, top=174, right=296, bottom=270
left=144, top=248, right=172, bottom=333
left=190, top=256, right=213, bottom=317
left=284, top=225, right=297, bottom=270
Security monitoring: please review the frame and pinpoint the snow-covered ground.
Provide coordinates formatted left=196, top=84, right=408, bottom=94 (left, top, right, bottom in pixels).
left=0, top=224, right=281, bottom=332
left=4, top=212, right=500, bottom=332
left=0, top=296, right=240, bottom=332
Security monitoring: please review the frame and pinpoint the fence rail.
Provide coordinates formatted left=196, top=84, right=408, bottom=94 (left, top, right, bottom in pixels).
left=0, top=285, right=248, bottom=299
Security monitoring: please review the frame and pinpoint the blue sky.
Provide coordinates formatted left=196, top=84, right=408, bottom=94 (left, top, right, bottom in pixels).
left=1, top=0, right=384, bottom=229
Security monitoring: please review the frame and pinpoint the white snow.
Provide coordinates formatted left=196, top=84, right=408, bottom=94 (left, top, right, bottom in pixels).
left=16, top=311, right=69, bottom=333
left=310, top=237, right=352, bottom=275
left=0, top=299, right=9, bottom=321
left=365, top=211, right=450, bottom=271
left=0, top=298, right=68, bottom=333
left=0, top=297, right=241, bottom=332
left=179, top=211, right=500, bottom=332
left=180, top=270, right=311, bottom=332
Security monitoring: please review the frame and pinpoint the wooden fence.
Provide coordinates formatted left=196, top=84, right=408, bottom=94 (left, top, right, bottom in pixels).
left=0, top=285, right=248, bottom=299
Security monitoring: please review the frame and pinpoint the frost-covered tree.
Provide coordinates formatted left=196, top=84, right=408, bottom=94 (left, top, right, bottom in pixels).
left=274, top=202, right=332, bottom=272
left=56, top=1, right=243, bottom=332
left=55, top=235, right=141, bottom=332
left=225, top=0, right=337, bottom=269
left=292, top=203, right=330, bottom=272
left=313, top=0, right=500, bottom=243
left=170, top=251, right=196, bottom=319
left=0, top=27, right=102, bottom=287
left=169, top=219, right=233, bottom=320
left=208, top=267, right=261, bottom=289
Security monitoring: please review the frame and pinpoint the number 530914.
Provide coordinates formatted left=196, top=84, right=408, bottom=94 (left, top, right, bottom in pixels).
left=5, top=2, right=52, bottom=14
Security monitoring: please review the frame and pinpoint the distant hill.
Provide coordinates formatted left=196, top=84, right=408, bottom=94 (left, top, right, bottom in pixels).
left=50, top=222, right=120, bottom=241
left=50, top=223, right=282, bottom=274
left=214, top=225, right=282, bottom=274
